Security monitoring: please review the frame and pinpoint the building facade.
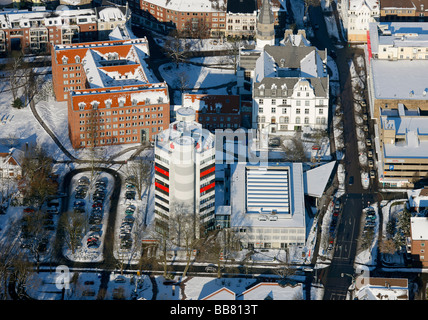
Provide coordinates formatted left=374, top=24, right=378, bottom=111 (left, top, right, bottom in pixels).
left=68, top=84, right=170, bottom=148
left=367, top=22, right=428, bottom=187
left=0, top=5, right=129, bottom=54
left=154, top=107, right=216, bottom=238
left=226, top=162, right=306, bottom=249
left=181, top=93, right=242, bottom=130
left=51, top=37, right=170, bottom=148
left=409, top=217, right=428, bottom=267
left=380, top=0, right=428, bottom=22
left=339, top=0, right=379, bottom=42
left=139, top=0, right=227, bottom=37
left=251, top=44, right=329, bottom=133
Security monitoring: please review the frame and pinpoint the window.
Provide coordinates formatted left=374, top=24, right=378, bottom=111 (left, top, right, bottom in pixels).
left=296, top=108, right=301, bottom=114
left=259, top=99, right=264, bottom=105
left=271, top=107, right=276, bottom=113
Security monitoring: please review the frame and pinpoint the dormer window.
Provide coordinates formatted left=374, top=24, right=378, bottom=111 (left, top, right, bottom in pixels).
left=62, top=56, right=68, bottom=64
left=75, top=55, right=80, bottom=63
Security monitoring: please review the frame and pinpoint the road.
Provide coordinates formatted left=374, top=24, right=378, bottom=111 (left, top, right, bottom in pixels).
left=308, top=4, right=378, bottom=299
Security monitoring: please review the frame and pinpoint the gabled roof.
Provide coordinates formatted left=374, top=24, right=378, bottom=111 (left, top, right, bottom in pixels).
left=201, top=287, right=236, bottom=300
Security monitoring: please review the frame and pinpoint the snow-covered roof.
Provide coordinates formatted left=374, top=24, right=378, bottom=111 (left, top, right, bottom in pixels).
left=408, top=187, right=428, bottom=208
left=142, top=0, right=226, bottom=12
left=411, top=217, right=428, bottom=240
left=304, top=161, right=336, bottom=198
left=241, top=282, right=303, bottom=300
left=371, top=59, right=428, bottom=100
left=348, top=0, right=379, bottom=12
left=380, top=106, right=428, bottom=159
left=356, top=277, right=408, bottom=300
left=201, top=287, right=236, bottom=300
left=253, top=45, right=327, bottom=83
left=98, top=7, right=125, bottom=21
left=229, top=162, right=305, bottom=229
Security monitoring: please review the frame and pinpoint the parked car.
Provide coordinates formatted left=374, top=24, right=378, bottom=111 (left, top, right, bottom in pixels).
left=366, top=138, right=371, bottom=146
left=125, top=190, right=136, bottom=200
left=78, top=176, right=90, bottom=186
left=74, top=200, right=85, bottom=207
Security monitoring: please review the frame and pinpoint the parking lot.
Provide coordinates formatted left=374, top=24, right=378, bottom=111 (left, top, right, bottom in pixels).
left=66, top=171, right=114, bottom=262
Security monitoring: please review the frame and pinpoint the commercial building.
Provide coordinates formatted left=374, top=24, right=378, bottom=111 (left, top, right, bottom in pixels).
left=0, top=5, right=130, bottom=54
left=367, top=22, right=428, bottom=187
left=51, top=37, right=170, bottom=148
left=225, top=162, right=306, bottom=249
left=216, top=161, right=335, bottom=249
left=153, top=107, right=216, bottom=238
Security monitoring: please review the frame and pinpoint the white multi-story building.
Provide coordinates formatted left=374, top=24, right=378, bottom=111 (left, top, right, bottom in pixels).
left=339, top=0, right=380, bottom=42
left=368, top=22, right=428, bottom=61
left=251, top=44, right=329, bottom=133
left=154, top=107, right=216, bottom=238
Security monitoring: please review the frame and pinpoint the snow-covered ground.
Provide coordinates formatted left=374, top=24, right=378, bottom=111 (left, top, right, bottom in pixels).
left=25, top=269, right=323, bottom=300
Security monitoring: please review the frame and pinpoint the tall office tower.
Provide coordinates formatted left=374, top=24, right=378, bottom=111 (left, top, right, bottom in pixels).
left=154, top=107, right=216, bottom=240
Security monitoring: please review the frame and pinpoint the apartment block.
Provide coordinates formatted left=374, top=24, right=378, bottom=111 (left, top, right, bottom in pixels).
left=139, top=0, right=227, bottom=37
left=0, top=5, right=129, bottom=54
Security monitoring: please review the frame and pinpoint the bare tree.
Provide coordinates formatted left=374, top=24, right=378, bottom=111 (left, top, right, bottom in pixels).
left=169, top=200, right=198, bottom=278
left=163, top=30, right=190, bottom=68
left=282, top=132, right=309, bottom=162
left=19, top=210, right=51, bottom=272
left=173, top=71, right=190, bottom=93
left=59, top=210, right=85, bottom=255
left=18, top=144, right=57, bottom=209
left=0, top=226, right=23, bottom=299
left=124, top=159, right=152, bottom=200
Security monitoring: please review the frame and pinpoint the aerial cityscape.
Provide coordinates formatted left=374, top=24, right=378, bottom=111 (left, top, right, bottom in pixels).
left=0, top=0, right=428, bottom=307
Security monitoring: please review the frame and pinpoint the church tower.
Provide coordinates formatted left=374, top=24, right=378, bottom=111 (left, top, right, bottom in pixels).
left=256, top=0, right=275, bottom=49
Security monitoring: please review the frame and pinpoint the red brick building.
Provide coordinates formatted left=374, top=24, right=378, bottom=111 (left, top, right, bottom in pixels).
left=139, top=0, right=227, bottom=36
left=51, top=37, right=170, bottom=149
left=181, top=93, right=241, bottom=130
